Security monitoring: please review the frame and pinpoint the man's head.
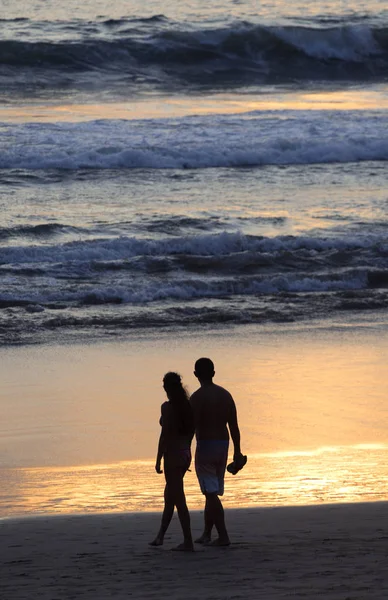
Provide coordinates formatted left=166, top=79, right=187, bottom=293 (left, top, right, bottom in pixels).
left=194, top=357, right=215, bottom=382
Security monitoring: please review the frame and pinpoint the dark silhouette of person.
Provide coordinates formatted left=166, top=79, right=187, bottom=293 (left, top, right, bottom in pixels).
left=190, top=357, right=244, bottom=546
left=150, top=372, right=195, bottom=551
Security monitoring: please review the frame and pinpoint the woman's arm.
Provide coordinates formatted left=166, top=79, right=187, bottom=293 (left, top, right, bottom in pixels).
left=155, top=402, right=169, bottom=473
left=155, top=430, right=165, bottom=473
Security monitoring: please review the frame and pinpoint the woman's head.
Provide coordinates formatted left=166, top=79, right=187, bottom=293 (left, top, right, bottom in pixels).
left=163, top=371, right=185, bottom=399
left=162, top=371, right=194, bottom=437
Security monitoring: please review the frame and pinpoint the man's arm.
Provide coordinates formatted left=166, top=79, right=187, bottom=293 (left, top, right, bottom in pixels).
left=189, top=391, right=200, bottom=432
left=228, top=399, right=242, bottom=459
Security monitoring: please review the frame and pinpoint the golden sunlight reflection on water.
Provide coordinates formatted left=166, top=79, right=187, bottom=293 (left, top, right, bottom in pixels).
left=2, top=324, right=387, bottom=470
left=1, top=88, right=387, bottom=123
left=1, top=444, right=388, bottom=518
left=1, top=323, right=387, bottom=517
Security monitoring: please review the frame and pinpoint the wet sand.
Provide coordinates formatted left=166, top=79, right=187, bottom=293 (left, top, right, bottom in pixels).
left=1, top=502, right=387, bottom=599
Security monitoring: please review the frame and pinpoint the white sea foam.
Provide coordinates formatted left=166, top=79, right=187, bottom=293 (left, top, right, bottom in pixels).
left=0, top=110, right=387, bottom=170
left=275, top=25, right=380, bottom=61
left=0, top=231, right=385, bottom=266
left=0, top=270, right=371, bottom=306
left=1, top=1, right=387, bottom=347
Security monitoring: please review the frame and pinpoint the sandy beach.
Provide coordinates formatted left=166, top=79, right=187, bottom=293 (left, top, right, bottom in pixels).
left=1, top=327, right=387, bottom=599
left=1, top=502, right=388, bottom=599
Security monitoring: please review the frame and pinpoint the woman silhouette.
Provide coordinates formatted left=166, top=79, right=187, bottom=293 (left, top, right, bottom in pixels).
left=150, top=372, right=195, bottom=551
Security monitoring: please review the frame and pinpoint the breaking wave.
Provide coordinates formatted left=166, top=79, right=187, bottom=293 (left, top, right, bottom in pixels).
left=1, top=109, right=387, bottom=170
left=1, top=20, right=387, bottom=93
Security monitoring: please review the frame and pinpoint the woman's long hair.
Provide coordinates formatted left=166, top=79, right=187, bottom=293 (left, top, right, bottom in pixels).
left=163, top=372, right=194, bottom=437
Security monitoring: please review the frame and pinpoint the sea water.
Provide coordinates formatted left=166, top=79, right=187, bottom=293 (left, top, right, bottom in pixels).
left=0, top=0, right=387, bottom=516
left=1, top=0, right=387, bottom=344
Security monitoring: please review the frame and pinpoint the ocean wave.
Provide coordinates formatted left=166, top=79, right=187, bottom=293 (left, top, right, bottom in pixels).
left=0, top=223, right=79, bottom=240
left=1, top=231, right=387, bottom=266
left=2, top=299, right=387, bottom=342
left=0, top=110, right=387, bottom=170
left=0, top=291, right=388, bottom=345
left=1, top=257, right=388, bottom=344
left=0, top=21, right=387, bottom=91
left=0, top=268, right=386, bottom=309
left=0, top=230, right=387, bottom=313
left=1, top=283, right=388, bottom=348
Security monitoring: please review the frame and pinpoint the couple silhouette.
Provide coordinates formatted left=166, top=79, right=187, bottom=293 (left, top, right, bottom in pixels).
left=150, top=357, right=246, bottom=552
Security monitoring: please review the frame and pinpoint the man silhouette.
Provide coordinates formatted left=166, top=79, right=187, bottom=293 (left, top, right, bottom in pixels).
left=190, top=357, right=244, bottom=546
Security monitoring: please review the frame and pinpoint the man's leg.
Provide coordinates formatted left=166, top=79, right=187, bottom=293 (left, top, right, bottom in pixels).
left=205, top=493, right=230, bottom=546
left=195, top=495, right=214, bottom=543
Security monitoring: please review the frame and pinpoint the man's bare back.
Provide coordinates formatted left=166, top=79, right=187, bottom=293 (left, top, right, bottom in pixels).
left=190, top=382, right=238, bottom=442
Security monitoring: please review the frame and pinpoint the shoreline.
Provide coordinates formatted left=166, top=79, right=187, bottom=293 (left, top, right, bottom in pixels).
left=1, top=498, right=386, bottom=525
left=1, top=502, right=387, bottom=599
left=2, top=443, right=388, bottom=519
left=1, top=496, right=387, bottom=523
left=2, top=311, right=388, bottom=349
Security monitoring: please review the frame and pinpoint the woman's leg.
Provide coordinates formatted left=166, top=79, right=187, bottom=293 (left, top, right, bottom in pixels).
left=169, top=469, right=194, bottom=551
left=149, top=483, right=175, bottom=546
left=150, top=467, right=194, bottom=550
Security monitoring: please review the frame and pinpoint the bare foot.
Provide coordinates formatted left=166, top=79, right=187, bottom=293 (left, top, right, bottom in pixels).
left=208, top=537, right=230, bottom=547
left=171, top=543, right=195, bottom=552
left=149, top=536, right=163, bottom=547
left=194, top=533, right=211, bottom=545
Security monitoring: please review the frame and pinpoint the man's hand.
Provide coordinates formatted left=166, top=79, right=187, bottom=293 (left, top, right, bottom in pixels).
left=155, top=461, right=163, bottom=474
